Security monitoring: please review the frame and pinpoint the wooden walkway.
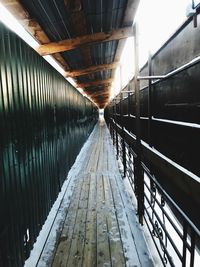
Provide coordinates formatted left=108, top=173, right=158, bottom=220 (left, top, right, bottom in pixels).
left=37, top=120, right=153, bottom=267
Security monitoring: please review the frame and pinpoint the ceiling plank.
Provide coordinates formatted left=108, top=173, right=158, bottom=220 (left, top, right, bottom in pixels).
left=64, top=0, right=95, bottom=79
left=65, top=62, right=119, bottom=77
left=86, top=89, right=110, bottom=96
left=36, top=27, right=133, bottom=56
left=77, top=78, right=113, bottom=88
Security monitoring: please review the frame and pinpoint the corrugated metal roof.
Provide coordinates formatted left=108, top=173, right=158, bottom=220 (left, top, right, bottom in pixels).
left=18, top=0, right=139, bottom=108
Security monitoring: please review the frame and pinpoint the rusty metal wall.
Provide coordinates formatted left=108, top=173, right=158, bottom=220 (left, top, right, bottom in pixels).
left=0, top=22, right=98, bottom=267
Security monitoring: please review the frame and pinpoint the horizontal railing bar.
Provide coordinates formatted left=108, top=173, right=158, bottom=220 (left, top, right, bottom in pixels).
left=114, top=114, right=200, bottom=129
left=138, top=54, right=200, bottom=82
left=138, top=75, right=165, bottom=80
left=152, top=117, right=200, bottom=129
left=151, top=55, right=200, bottom=85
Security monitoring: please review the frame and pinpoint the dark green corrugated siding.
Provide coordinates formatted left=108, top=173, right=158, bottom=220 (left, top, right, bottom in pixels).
left=0, top=22, right=98, bottom=267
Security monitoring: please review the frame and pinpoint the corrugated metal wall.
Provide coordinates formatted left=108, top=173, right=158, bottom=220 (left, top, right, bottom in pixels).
left=0, top=22, right=98, bottom=267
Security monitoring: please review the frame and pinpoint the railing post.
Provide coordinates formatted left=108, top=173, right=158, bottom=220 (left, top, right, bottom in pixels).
left=128, top=83, right=131, bottom=117
left=133, top=23, right=144, bottom=224
left=120, top=92, right=126, bottom=177
left=148, top=53, right=155, bottom=201
left=114, top=99, right=119, bottom=159
left=120, top=65, right=126, bottom=177
left=112, top=102, right=115, bottom=145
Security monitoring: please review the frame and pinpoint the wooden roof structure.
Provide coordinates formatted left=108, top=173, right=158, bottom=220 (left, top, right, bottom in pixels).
left=1, top=0, right=140, bottom=108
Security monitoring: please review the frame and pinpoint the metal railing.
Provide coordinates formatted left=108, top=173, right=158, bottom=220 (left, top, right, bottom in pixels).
left=109, top=120, right=200, bottom=266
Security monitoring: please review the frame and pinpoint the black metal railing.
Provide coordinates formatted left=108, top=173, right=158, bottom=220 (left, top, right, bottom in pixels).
left=108, top=118, right=200, bottom=267
left=105, top=10, right=200, bottom=267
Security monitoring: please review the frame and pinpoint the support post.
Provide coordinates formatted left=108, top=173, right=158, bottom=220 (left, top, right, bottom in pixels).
left=114, top=99, right=119, bottom=159
left=128, top=82, right=131, bottom=117
left=133, top=23, right=144, bottom=225
left=112, top=102, right=115, bottom=145
left=120, top=65, right=126, bottom=177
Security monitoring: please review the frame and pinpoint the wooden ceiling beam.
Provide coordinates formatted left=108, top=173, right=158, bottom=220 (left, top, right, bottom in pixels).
left=36, top=27, right=133, bottom=56
left=87, top=90, right=110, bottom=97
left=0, top=0, right=69, bottom=69
left=77, top=78, right=113, bottom=88
left=65, top=62, right=119, bottom=78
left=64, top=1, right=95, bottom=79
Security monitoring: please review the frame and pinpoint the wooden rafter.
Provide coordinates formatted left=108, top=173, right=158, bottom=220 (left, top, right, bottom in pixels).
left=87, top=90, right=110, bottom=97
left=77, top=78, right=113, bottom=88
left=36, top=27, right=133, bottom=56
left=0, top=0, right=69, bottom=69
left=64, top=0, right=95, bottom=79
left=65, top=62, right=119, bottom=78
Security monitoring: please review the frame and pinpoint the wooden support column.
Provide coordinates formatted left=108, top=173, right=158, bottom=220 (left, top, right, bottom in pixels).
left=133, top=23, right=144, bottom=225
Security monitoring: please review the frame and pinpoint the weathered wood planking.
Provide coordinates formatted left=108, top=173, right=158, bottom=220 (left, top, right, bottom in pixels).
left=50, top=121, right=154, bottom=267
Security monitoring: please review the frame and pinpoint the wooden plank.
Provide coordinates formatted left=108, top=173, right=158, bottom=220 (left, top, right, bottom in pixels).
left=50, top=123, right=153, bottom=267
left=66, top=174, right=90, bottom=267
left=77, top=78, right=113, bottom=88
left=86, top=127, right=100, bottom=173
left=65, top=62, right=119, bottom=77
left=36, top=27, right=133, bottom=56
left=96, top=175, right=111, bottom=267
left=113, top=173, right=154, bottom=267
left=108, top=173, right=141, bottom=266
left=82, top=173, right=97, bottom=267
left=103, top=175, right=126, bottom=266
left=96, top=127, right=104, bottom=172
left=52, top=174, right=85, bottom=266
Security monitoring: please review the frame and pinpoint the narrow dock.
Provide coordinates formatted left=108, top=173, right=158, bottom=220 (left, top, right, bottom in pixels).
left=36, top=120, right=153, bottom=267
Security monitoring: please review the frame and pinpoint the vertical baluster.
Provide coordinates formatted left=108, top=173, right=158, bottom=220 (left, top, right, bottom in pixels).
left=190, top=230, right=195, bottom=267
left=182, top=221, right=187, bottom=267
